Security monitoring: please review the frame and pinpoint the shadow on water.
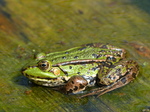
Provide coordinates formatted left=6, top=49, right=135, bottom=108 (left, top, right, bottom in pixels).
left=0, top=0, right=6, bottom=6
left=129, top=0, right=150, bottom=14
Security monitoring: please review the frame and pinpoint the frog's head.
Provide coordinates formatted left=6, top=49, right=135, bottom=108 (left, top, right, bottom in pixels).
left=22, top=53, right=66, bottom=86
left=22, top=59, right=61, bottom=81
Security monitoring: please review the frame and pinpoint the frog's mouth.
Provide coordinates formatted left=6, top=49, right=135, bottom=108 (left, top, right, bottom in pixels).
left=22, top=66, right=59, bottom=79
left=21, top=66, right=68, bottom=87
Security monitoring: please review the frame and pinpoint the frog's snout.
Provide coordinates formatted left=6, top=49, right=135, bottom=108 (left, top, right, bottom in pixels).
left=21, top=67, right=27, bottom=74
left=21, top=66, right=37, bottom=75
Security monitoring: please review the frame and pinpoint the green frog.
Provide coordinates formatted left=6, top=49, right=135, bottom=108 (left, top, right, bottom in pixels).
left=22, top=43, right=139, bottom=97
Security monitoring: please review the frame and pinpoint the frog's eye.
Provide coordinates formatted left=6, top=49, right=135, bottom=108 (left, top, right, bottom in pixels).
left=38, top=60, right=51, bottom=71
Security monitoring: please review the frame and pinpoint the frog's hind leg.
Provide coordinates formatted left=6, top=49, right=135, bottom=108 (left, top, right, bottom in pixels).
left=79, top=60, right=139, bottom=98
left=80, top=72, right=136, bottom=98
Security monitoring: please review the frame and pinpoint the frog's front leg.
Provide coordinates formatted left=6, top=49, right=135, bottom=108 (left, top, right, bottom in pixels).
left=62, top=75, right=88, bottom=94
left=80, top=60, right=139, bottom=98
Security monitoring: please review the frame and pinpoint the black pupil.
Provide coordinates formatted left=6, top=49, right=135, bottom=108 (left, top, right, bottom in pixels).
left=41, top=63, right=47, bottom=67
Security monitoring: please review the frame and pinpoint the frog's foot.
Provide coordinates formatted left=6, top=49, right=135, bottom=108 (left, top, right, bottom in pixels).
left=61, top=75, right=88, bottom=94
left=79, top=60, right=139, bottom=98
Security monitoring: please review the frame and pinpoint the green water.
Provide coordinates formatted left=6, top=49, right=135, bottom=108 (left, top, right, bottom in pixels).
left=0, top=0, right=150, bottom=112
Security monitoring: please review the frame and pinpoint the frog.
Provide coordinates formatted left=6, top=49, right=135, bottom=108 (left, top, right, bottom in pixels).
left=22, top=43, right=139, bottom=97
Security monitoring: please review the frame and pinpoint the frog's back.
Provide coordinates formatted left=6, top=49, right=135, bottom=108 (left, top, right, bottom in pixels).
left=46, top=43, right=126, bottom=66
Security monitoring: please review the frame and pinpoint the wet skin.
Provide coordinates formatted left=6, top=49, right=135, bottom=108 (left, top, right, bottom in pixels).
left=22, top=43, right=139, bottom=97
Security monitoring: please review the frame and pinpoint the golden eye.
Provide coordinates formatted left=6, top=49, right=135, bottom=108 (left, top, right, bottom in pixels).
left=38, top=60, right=51, bottom=71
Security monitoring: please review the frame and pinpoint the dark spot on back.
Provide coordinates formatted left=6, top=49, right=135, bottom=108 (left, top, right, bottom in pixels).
left=77, top=72, right=81, bottom=74
left=62, top=56, right=66, bottom=59
left=65, top=52, right=69, bottom=54
left=71, top=81, right=74, bottom=84
left=113, top=76, right=116, bottom=80
left=117, top=73, right=122, bottom=76
left=116, top=68, right=121, bottom=72
left=92, top=54, right=97, bottom=58
left=74, top=86, right=78, bottom=91
left=106, top=57, right=116, bottom=62
left=85, top=43, right=94, bottom=47
left=100, top=45, right=108, bottom=49
left=78, top=47, right=86, bottom=51
left=91, top=66, right=99, bottom=71
left=74, top=56, right=79, bottom=59
left=108, top=75, right=112, bottom=79
left=100, top=61, right=112, bottom=68
left=99, top=50, right=105, bottom=53
left=69, top=66, right=72, bottom=69
left=121, top=77, right=127, bottom=84
left=105, top=61, right=113, bottom=67
left=96, top=54, right=102, bottom=58
left=100, top=61, right=105, bottom=65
